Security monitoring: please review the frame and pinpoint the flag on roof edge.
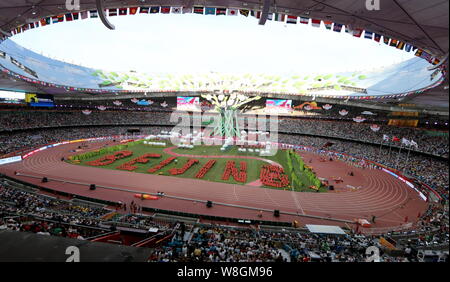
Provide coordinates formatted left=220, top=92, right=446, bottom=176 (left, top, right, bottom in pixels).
left=65, top=13, right=73, bottom=21
left=286, top=15, right=297, bottom=24
left=160, top=6, right=171, bottom=14
left=323, top=21, right=333, bottom=30
left=420, top=51, right=432, bottom=61
left=216, top=8, right=226, bottom=15
left=72, top=12, right=79, bottom=20
left=396, top=41, right=405, bottom=50
left=274, top=13, right=285, bottom=21
left=139, top=7, right=149, bottom=13
left=353, top=29, right=363, bottom=37
left=251, top=10, right=261, bottom=18
left=390, top=39, right=398, bottom=47
left=364, top=31, right=373, bottom=39
left=129, top=7, right=138, bottom=15
left=205, top=7, right=216, bottom=15
left=119, top=8, right=127, bottom=15
left=405, top=44, right=412, bottom=52
left=333, top=23, right=343, bottom=32
left=171, top=7, right=182, bottom=14
left=182, top=7, right=192, bottom=13
left=109, top=9, right=117, bottom=16
left=431, top=58, right=440, bottom=65
left=300, top=17, right=309, bottom=24
left=150, top=7, right=159, bottom=13
left=311, top=19, right=321, bottom=27
left=374, top=33, right=381, bottom=42
left=193, top=6, right=204, bottom=14
left=239, top=9, right=249, bottom=17
left=227, top=8, right=238, bottom=16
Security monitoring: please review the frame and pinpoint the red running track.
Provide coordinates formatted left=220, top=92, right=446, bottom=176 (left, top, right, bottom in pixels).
left=0, top=141, right=428, bottom=231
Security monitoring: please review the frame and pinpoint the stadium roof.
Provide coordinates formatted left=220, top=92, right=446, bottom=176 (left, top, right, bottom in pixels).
left=1, top=1, right=448, bottom=56
left=0, top=0, right=448, bottom=110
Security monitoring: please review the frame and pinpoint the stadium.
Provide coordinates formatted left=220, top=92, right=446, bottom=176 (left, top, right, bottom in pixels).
left=0, top=0, right=448, bottom=264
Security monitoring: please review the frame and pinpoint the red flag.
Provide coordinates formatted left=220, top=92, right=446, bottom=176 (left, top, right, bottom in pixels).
left=392, top=136, right=400, bottom=142
left=161, top=6, right=171, bottom=13
left=129, top=7, right=138, bottom=15
left=353, top=29, right=363, bottom=37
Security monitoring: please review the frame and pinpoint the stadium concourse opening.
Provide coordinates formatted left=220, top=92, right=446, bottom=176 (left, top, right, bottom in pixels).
left=0, top=0, right=448, bottom=266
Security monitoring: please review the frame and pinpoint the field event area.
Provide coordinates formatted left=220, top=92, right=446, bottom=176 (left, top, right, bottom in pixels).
left=69, top=140, right=326, bottom=192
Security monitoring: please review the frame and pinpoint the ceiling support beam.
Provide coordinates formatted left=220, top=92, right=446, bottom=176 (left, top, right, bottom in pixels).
left=96, top=0, right=115, bottom=30
left=307, top=0, right=430, bottom=54
left=392, top=0, right=444, bottom=55
left=258, top=0, right=271, bottom=25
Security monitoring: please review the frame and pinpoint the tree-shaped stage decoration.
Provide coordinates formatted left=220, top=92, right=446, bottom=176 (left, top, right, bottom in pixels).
left=201, top=92, right=261, bottom=138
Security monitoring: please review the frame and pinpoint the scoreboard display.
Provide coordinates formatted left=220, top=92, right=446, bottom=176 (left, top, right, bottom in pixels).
left=25, top=93, right=54, bottom=107
left=177, top=96, right=200, bottom=111
left=265, top=99, right=292, bottom=114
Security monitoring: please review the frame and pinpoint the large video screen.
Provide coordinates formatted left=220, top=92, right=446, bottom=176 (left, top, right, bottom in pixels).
left=265, top=99, right=292, bottom=114
left=25, top=93, right=54, bottom=107
left=0, top=90, right=26, bottom=105
left=177, top=96, right=200, bottom=111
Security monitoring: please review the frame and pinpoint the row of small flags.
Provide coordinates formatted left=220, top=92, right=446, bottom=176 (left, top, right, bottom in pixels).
left=382, top=135, right=418, bottom=148
left=0, top=6, right=441, bottom=66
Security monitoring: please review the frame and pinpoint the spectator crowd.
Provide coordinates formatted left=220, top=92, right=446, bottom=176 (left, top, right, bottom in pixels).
left=277, top=134, right=448, bottom=199
left=1, top=110, right=447, bottom=157
left=0, top=113, right=448, bottom=200
left=0, top=106, right=448, bottom=262
left=0, top=177, right=447, bottom=262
